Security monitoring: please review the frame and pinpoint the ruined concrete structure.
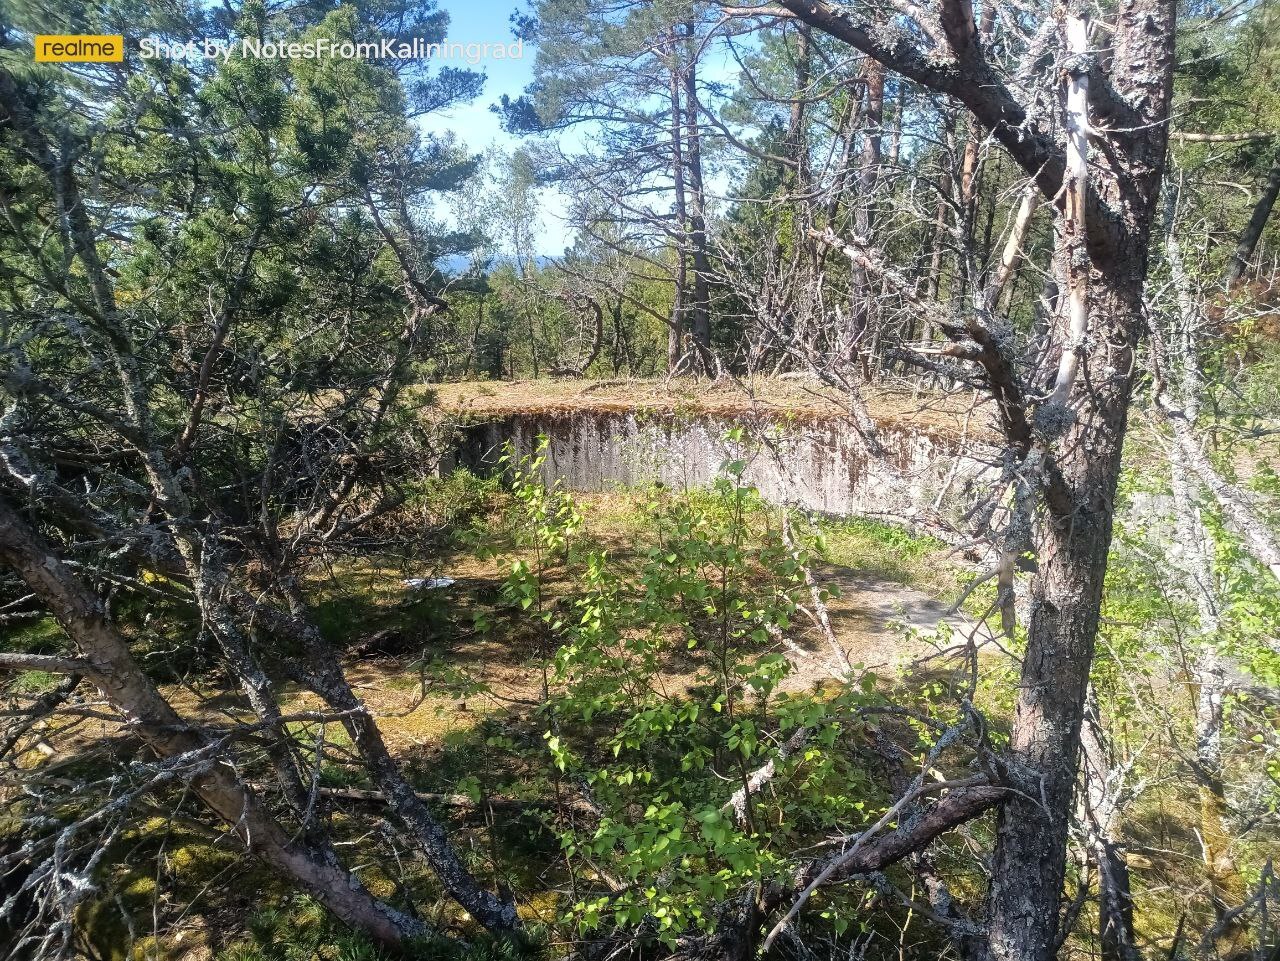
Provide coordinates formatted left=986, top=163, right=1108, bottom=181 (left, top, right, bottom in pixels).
left=447, top=408, right=997, bottom=529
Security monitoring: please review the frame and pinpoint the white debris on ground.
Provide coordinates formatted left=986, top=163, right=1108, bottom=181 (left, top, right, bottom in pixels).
left=403, top=577, right=456, bottom=590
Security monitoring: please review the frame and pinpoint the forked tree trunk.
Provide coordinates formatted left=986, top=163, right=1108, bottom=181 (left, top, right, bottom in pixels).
left=0, top=500, right=425, bottom=948
left=746, top=0, right=1176, bottom=952
left=271, top=578, right=520, bottom=932
left=984, top=0, right=1175, bottom=947
left=1170, top=419, right=1280, bottom=581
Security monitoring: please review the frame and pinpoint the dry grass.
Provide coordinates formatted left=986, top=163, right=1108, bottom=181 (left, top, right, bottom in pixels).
left=423, top=377, right=994, bottom=440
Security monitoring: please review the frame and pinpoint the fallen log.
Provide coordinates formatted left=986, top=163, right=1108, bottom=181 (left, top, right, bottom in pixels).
left=315, top=784, right=601, bottom=819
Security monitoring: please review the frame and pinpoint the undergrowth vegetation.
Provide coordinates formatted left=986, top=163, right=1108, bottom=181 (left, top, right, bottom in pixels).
left=5, top=438, right=1279, bottom=960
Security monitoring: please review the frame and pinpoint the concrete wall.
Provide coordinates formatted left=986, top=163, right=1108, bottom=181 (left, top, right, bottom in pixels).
left=448, top=409, right=996, bottom=527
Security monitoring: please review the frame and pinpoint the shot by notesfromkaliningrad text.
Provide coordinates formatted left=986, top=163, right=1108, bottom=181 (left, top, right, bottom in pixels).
left=138, top=36, right=523, bottom=63
left=31, top=33, right=522, bottom=64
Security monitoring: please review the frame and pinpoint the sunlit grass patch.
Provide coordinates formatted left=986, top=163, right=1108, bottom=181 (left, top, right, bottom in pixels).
left=817, top=515, right=951, bottom=592
left=1, top=615, right=67, bottom=656
left=7, top=669, right=61, bottom=695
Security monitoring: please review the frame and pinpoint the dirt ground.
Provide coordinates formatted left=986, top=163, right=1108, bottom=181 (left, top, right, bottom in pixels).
left=277, top=529, right=989, bottom=755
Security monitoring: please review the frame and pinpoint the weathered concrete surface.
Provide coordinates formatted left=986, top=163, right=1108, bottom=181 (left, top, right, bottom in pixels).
left=448, top=409, right=997, bottom=528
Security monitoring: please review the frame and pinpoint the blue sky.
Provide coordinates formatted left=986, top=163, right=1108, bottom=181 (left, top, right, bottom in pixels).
left=418, top=0, right=577, bottom=254
left=418, top=0, right=529, bottom=154
left=418, top=0, right=748, bottom=256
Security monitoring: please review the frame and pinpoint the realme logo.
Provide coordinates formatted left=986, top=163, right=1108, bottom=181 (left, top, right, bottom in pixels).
left=34, top=35, right=124, bottom=62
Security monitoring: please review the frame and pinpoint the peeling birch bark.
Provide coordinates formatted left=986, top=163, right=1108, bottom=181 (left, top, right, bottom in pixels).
left=985, top=182, right=1042, bottom=312
left=1047, top=14, right=1092, bottom=410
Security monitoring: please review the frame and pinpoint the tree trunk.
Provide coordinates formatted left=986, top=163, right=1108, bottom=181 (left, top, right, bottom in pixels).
left=0, top=500, right=425, bottom=948
left=1080, top=693, right=1140, bottom=961
left=950, top=7, right=995, bottom=302
left=683, top=21, right=713, bottom=371
left=1191, top=652, right=1248, bottom=929
left=985, top=184, right=1041, bottom=312
left=1162, top=212, right=1250, bottom=939
left=984, top=0, right=1175, bottom=948
left=847, top=58, right=885, bottom=379
left=986, top=270, right=1147, bottom=961
left=257, top=579, right=522, bottom=933
left=667, top=40, right=688, bottom=373
left=727, top=0, right=1176, bottom=952
left=1223, top=142, right=1280, bottom=290
left=916, top=111, right=956, bottom=380
left=784, top=24, right=812, bottom=193
left=1171, top=419, right=1280, bottom=582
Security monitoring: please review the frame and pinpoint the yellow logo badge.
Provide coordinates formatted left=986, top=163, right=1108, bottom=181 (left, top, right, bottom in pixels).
left=34, top=35, right=125, bottom=63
